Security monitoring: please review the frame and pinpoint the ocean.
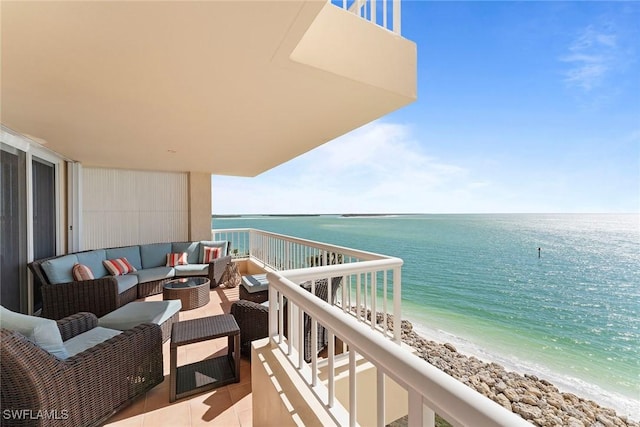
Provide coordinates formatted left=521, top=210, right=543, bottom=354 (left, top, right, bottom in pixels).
left=213, top=213, right=640, bottom=419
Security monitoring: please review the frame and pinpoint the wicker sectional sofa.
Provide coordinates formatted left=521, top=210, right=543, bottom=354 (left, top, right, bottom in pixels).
left=29, top=241, right=232, bottom=320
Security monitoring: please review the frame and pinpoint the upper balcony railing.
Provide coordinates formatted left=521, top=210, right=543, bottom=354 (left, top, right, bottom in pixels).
left=331, top=0, right=402, bottom=35
left=214, top=227, right=532, bottom=426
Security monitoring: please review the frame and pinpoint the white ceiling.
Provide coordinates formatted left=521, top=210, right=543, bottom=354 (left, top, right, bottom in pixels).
left=1, top=0, right=416, bottom=176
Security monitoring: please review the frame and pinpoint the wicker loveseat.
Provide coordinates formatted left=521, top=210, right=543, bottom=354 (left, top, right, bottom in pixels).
left=28, top=240, right=232, bottom=320
left=0, top=310, right=164, bottom=427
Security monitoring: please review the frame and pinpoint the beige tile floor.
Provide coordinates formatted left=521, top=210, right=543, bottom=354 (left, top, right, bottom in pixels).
left=105, top=284, right=253, bottom=427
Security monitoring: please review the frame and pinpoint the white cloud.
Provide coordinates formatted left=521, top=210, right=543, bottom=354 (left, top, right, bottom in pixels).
left=212, top=121, right=493, bottom=214
left=561, top=25, right=618, bottom=91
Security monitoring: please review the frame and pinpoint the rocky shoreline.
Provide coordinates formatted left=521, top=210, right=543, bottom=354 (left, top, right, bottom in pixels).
left=369, top=311, right=638, bottom=426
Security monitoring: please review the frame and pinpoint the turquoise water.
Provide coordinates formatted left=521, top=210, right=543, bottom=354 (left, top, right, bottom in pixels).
left=213, top=214, right=640, bottom=417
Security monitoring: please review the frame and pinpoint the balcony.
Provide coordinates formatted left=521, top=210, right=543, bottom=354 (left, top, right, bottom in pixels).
left=106, top=229, right=530, bottom=427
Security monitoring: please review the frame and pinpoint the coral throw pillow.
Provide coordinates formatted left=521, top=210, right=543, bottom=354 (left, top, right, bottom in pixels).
left=103, top=258, right=137, bottom=276
left=202, top=246, right=221, bottom=263
left=72, top=263, right=94, bottom=281
left=166, top=252, right=188, bottom=267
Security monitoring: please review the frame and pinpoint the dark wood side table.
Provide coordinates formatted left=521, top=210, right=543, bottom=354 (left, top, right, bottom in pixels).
left=170, top=314, right=240, bottom=402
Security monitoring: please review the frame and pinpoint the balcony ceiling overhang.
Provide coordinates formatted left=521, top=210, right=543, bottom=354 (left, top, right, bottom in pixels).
left=1, top=0, right=416, bottom=176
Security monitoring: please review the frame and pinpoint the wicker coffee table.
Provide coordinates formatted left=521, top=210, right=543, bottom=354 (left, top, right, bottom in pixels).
left=163, top=277, right=210, bottom=311
left=170, top=314, right=240, bottom=402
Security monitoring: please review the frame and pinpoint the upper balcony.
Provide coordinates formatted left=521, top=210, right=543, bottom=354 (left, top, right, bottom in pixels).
left=1, top=0, right=416, bottom=177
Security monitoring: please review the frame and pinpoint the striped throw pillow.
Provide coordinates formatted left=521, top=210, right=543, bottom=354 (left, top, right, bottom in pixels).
left=166, top=252, right=188, bottom=267
left=103, top=258, right=137, bottom=276
left=202, top=246, right=221, bottom=263
left=72, top=263, right=94, bottom=281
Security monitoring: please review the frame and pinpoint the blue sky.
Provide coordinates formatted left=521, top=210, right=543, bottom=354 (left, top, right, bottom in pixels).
left=212, top=1, right=639, bottom=214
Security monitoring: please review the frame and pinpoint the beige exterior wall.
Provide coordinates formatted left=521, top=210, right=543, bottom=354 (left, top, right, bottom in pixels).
left=188, top=172, right=212, bottom=241
left=290, top=3, right=417, bottom=100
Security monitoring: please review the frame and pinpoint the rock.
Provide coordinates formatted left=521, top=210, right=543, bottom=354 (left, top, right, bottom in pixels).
left=566, top=416, right=585, bottom=427
left=525, top=373, right=539, bottom=382
left=503, top=388, right=521, bottom=403
left=596, top=413, right=616, bottom=427
left=495, top=393, right=512, bottom=410
left=477, top=382, right=491, bottom=397
left=544, top=414, right=563, bottom=426
left=526, top=386, right=543, bottom=398
left=381, top=308, right=638, bottom=427
left=513, top=402, right=543, bottom=420
left=444, top=342, right=457, bottom=352
left=563, top=393, right=580, bottom=405
left=547, top=393, right=565, bottom=410
left=479, top=373, right=496, bottom=387
left=520, top=394, right=539, bottom=406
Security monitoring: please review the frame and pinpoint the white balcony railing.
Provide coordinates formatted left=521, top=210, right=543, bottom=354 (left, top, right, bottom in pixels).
left=332, top=0, right=402, bottom=35
left=214, top=228, right=403, bottom=342
left=214, top=227, right=531, bottom=426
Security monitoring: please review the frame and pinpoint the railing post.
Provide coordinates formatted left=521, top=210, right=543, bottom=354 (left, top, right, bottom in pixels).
left=349, top=349, right=357, bottom=427
left=298, top=306, right=304, bottom=369
left=393, top=266, right=402, bottom=343
left=383, top=0, right=387, bottom=29
left=383, top=270, right=388, bottom=335
left=269, top=284, right=278, bottom=343
left=356, top=273, right=361, bottom=321
left=393, top=0, right=401, bottom=34
left=311, top=317, right=318, bottom=386
left=377, top=370, right=385, bottom=427
left=371, top=0, right=376, bottom=25
left=408, top=391, right=434, bottom=427
left=328, top=330, right=335, bottom=408
left=371, top=271, right=377, bottom=330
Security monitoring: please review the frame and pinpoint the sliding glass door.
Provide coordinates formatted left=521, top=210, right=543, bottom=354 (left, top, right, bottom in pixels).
left=0, top=145, right=27, bottom=312
left=32, top=158, right=57, bottom=311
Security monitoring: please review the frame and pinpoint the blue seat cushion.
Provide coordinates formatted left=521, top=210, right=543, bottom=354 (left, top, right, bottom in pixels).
left=133, top=266, right=174, bottom=283
left=241, top=274, right=269, bottom=293
left=174, top=264, right=209, bottom=277
left=64, top=327, right=122, bottom=358
left=76, top=250, right=108, bottom=278
left=172, top=242, right=201, bottom=265
left=41, top=254, right=79, bottom=284
left=114, top=274, right=138, bottom=294
left=106, top=246, right=142, bottom=271
left=140, top=243, right=173, bottom=269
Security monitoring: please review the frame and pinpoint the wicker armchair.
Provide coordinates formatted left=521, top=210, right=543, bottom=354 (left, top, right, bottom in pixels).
left=0, top=312, right=164, bottom=427
left=231, top=276, right=342, bottom=362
